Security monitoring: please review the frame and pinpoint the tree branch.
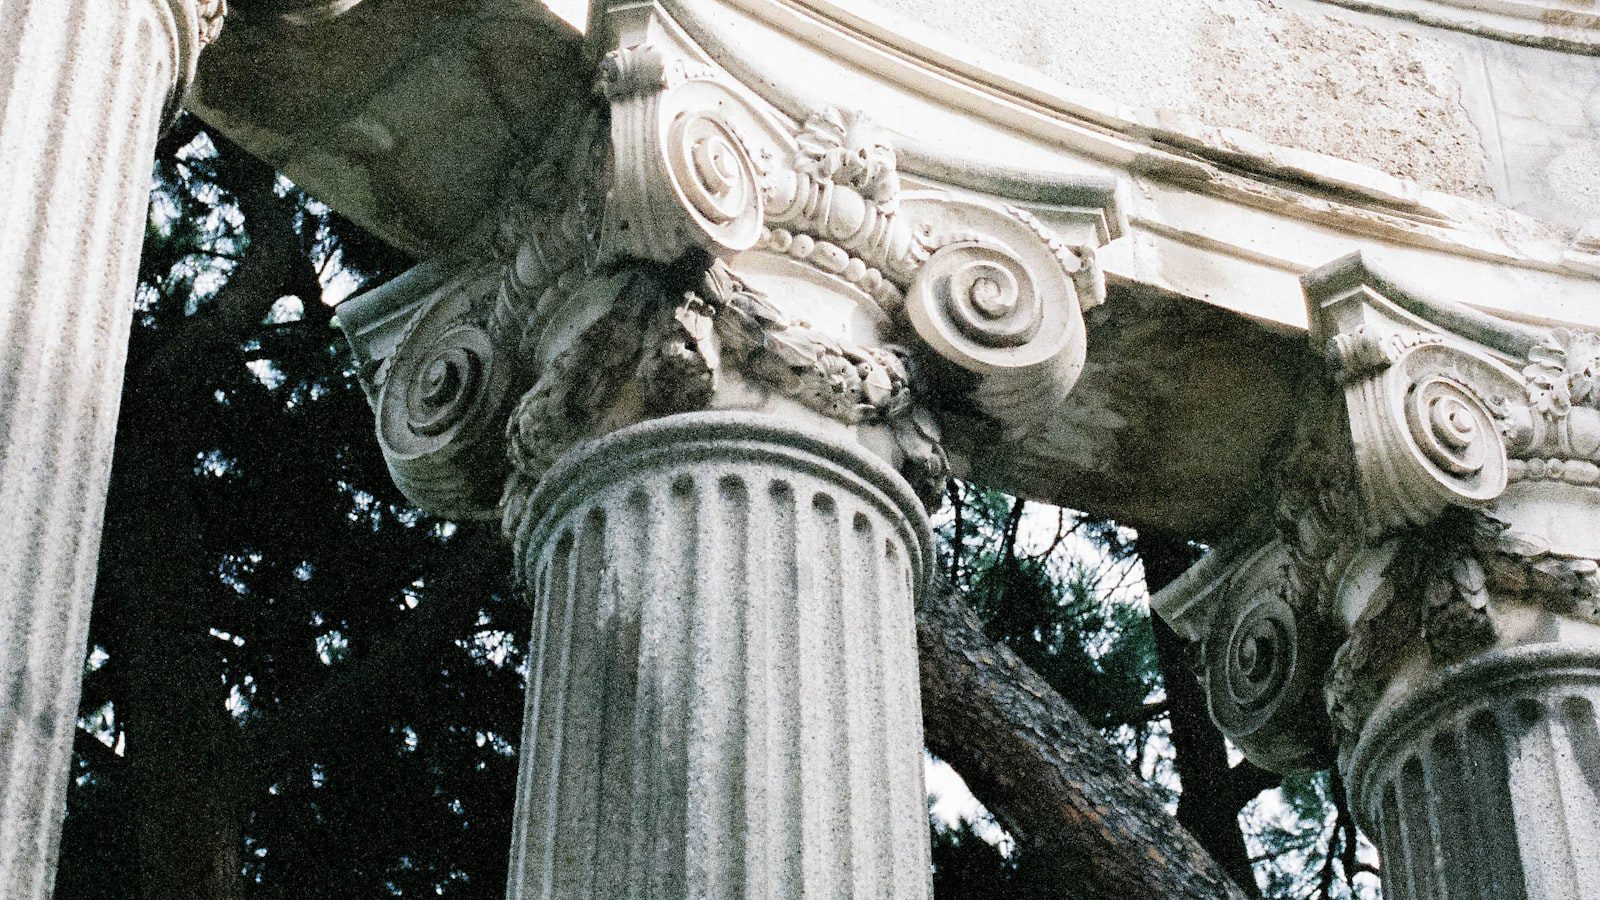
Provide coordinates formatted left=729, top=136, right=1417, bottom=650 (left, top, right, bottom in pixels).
left=918, top=582, right=1251, bottom=899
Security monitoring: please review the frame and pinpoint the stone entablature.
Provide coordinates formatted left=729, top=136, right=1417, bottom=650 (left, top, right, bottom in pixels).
left=194, top=0, right=1600, bottom=326
left=194, top=0, right=1600, bottom=535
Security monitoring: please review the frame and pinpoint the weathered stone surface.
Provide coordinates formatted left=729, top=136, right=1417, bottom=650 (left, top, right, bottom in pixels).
left=872, top=0, right=1495, bottom=198
left=503, top=413, right=933, bottom=899
left=333, top=8, right=1125, bottom=890
left=952, top=280, right=1312, bottom=536
left=1348, top=644, right=1600, bottom=899
left=1155, top=254, right=1600, bottom=899
left=1451, top=37, right=1600, bottom=228
left=1303, top=0, right=1600, bottom=53
left=0, top=1, right=199, bottom=897
left=1298, top=0, right=1600, bottom=230
left=191, top=0, right=589, bottom=255
left=873, top=0, right=1600, bottom=229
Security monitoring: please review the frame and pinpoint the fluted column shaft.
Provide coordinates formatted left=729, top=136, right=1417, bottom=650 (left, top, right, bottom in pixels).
left=504, top=412, right=933, bottom=900
left=1348, top=644, right=1600, bottom=900
left=0, top=1, right=202, bottom=895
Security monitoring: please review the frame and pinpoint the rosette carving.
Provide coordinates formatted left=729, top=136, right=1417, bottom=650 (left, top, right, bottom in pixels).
left=377, top=283, right=514, bottom=520
left=903, top=200, right=1088, bottom=440
left=602, top=45, right=765, bottom=263
left=1502, top=327, right=1600, bottom=467
left=1200, top=546, right=1331, bottom=772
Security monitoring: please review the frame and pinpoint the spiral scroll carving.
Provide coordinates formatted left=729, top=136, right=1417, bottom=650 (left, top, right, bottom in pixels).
left=908, top=239, right=1061, bottom=373
left=1210, top=595, right=1298, bottom=731
left=602, top=46, right=767, bottom=263
left=902, top=201, right=1088, bottom=441
left=1330, top=334, right=1519, bottom=530
left=1406, top=374, right=1498, bottom=481
left=666, top=110, right=764, bottom=251
left=377, top=288, right=512, bottom=519
left=1202, top=556, right=1330, bottom=772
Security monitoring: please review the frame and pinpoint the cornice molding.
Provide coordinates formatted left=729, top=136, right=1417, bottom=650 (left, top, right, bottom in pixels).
left=1311, top=0, right=1600, bottom=56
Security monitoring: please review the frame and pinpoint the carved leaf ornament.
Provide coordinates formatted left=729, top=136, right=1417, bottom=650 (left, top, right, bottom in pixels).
left=1305, top=290, right=1600, bottom=749
left=1512, top=328, right=1600, bottom=467
left=197, top=0, right=227, bottom=46
left=1178, top=256, right=1600, bottom=769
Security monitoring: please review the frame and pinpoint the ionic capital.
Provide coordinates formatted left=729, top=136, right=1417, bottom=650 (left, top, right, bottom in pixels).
left=1156, top=252, right=1600, bottom=775
left=337, top=13, right=1116, bottom=530
left=152, top=0, right=226, bottom=117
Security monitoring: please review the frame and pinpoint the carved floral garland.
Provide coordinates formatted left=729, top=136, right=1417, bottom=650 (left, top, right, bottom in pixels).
left=499, top=259, right=951, bottom=532
left=697, top=261, right=949, bottom=504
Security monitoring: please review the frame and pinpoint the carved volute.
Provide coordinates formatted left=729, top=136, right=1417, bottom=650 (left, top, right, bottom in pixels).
left=337, top=2, right=1118, bottom=530
left=1153, top=252, right=1600, bottom=899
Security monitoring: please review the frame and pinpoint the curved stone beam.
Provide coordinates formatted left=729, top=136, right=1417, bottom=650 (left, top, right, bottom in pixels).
left=1308, top=0, right=1600, bottom=55
left=232, top=0, right=368, bottom=24
left=187, top=0, right=1600, bottom=538
left=658, top=0, right=1600, bottom=328
left=190, top=0, right=590, bottom=255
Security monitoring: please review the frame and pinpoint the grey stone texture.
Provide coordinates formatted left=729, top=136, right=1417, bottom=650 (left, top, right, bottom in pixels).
left=503, top=412, right=933, bottom=899
left=872, top=0, right=1496, bottom=199
left=1445, top=36, right=1600, bottom=230
left=0, top=1, right=189, bottom=897
left=878, top=0, right=1600, bottom=228
left=1348, top=645, right=1600, bottom=900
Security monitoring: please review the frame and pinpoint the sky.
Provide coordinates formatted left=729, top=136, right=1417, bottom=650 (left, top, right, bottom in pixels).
left=544, top=0, right=589, bottom=30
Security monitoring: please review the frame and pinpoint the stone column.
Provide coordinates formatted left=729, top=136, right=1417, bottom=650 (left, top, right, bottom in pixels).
left=1348, top=643, right=1600, bottom=900
left=0, top=1, right=218, bottom=895
left=337, top=6, right=1109, bottom=893
left=502, top=413, right=931, bottom=898
left=1153, top=254, right=1600, bottom=900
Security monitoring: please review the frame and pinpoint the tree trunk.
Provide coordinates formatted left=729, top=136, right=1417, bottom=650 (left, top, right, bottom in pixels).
left=95, top=143, right=315, bottom=900
left=918, top=582, right=1251, bottom=900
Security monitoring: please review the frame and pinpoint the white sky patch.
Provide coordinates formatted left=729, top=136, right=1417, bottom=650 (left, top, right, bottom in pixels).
left=245, top=358, right=286, bottom=391
left=321, top=264, right=364, bottom=307
left=925, top=754, right=1014, bottom=855
left=544, top=0, right=588, bottom=31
